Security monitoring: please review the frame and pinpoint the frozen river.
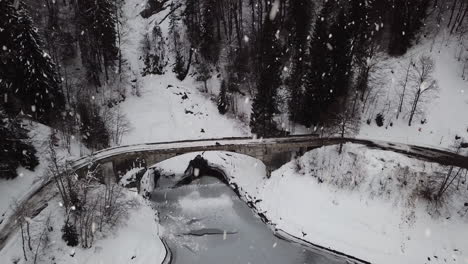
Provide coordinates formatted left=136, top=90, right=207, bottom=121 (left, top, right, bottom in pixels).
left=151, top=176, right=353, bottom=264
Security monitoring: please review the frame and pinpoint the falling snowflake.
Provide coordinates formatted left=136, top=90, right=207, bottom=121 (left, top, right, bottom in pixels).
left=424, top=228, right=431, bottom=237
left=269, top=0, right=280, bottom=20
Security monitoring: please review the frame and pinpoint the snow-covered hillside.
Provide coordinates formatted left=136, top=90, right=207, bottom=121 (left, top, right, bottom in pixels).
left=359, top=36, right=468, bottom=149
left=119, top=0, right=249, bottom=145
left=0, top=122, right=86, bottom=231
left=0, top=189, right=167, bottom=264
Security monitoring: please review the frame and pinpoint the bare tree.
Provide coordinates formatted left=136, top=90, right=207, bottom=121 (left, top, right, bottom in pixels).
left=33, top=214, right=52, bottom=264
left=397, top=57, right=413, bottom=120
left=48, top=137, right=71, bottom=209
left=11, top=201, right=29, bottom=261
left=408, top=55, right=438, bottom=126
left=325, top=110, right=360, bottom=154
left=103, top=105, right=132, bottom=146
left=436, top=166, right=465, bottom=201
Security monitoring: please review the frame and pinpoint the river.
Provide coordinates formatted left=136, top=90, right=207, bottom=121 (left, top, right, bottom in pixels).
left=151, top=175, right=353, bottom=264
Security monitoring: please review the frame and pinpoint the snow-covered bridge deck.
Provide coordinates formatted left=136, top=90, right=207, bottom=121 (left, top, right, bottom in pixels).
left=72, top=135, right=468, bottom=179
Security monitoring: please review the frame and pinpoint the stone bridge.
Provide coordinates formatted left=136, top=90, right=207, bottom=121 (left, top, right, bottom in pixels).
left=72, top=135, right=468, bottom=181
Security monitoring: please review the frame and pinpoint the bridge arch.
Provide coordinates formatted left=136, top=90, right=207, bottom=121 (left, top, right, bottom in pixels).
left=75, top=146, right=300, bottom=184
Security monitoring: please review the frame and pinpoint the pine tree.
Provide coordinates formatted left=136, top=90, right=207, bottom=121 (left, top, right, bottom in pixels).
left=184, top=0, right=202, bottom=48
left=217, top=80, right=229, bottom=114
left=199, top=0, right=220, bottom=64
left=142, top=26, right=166, bottom=75
left=388, top=0, right=430, bottom=55
left=77, top=102, right=110, bottom=150
left=61, top=222, right=79, bottom=247
left=287, top=0, right=313, bottom=125
left=303, top=1, right=334, bottom=127
left=0, top=1, right=65, bottom=124
left=173, top=51, right=186, bottom=80
left=0, top=107, right=39, bottom=179
left=93, top=0, right=118, bottom=79
left=329, top=9, right=353, bottom=100
left=348, top=0, right=372, bottom=61
left=76, top=0, right=118, bottom=86
left=250, top=12, right=283, bottom=138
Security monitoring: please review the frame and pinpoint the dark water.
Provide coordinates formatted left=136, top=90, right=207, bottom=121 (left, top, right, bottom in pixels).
left=151, top=176, right=353, bottom=264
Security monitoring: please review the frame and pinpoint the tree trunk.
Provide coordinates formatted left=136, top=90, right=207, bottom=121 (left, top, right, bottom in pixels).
left=408, top=90, right=421, bottom=126
left=26, top=221, right=32, bottom=250
left=397, top=60, right=412, bottom=119
left=180, top=48, right=194, bottom=80
left=448, top=0, right=458, bottom=28
left=20, top=223, right=28, bottom=261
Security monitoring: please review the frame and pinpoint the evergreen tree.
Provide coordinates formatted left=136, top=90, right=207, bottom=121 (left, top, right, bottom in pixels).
left=0, top=1, right=65, bottom=124
left=199, top=0, right=220, bottom=64
left=0, top=107, right=39, bottom=179
left=348, top=0, right=373, bottom=61
left=77, top=102, right=110, bottom=150
left=184, top=0, right=202, bottom=48
left=142, top=26, right=166, bottom=75
left=388, top=0, right=430, bottom=55
left=250, top=12, right=283, bottom=137
left=93, top=0, right=118, bottom=80
left=173, top=51, right=186, bottom=80
left=76, top=0, right=118, bottom=86
left=348, top=0, right=378, bottom=100
left=196, top=62, right=211, bottom=92
left=169, top=4, right=186, bottom=80
left=303, top=1, right=334, bottom=127
left=62, top=222, right=79, bottom=247
left=329, top=9, right=353, bottom=100
left=217, top=80, right=229, bottom=114
left=287, top=0, right=313, bottom=125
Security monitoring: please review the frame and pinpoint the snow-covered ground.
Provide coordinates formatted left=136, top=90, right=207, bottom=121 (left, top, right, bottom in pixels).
left=145, top=147, right=468, bottom=264
left=119, top=0, right=249, bottom=145
left=359, top=35, right=468, bottom=150
left=0, top=189, right=167, bottom=264
left=243, top=145, right=468, bottom=264
left=0, top=122, right=86, bottom=231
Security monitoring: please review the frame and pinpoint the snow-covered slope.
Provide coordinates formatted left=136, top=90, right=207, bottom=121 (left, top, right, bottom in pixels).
left=119, top=0, right=249, bottom=145
left=0, top=122, right=86, bottom=230
left=120, top=74, right=249, bottom=144
left=359, top=36, right=468, bottom=149
left=0, top=190, right=167, bottom=264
